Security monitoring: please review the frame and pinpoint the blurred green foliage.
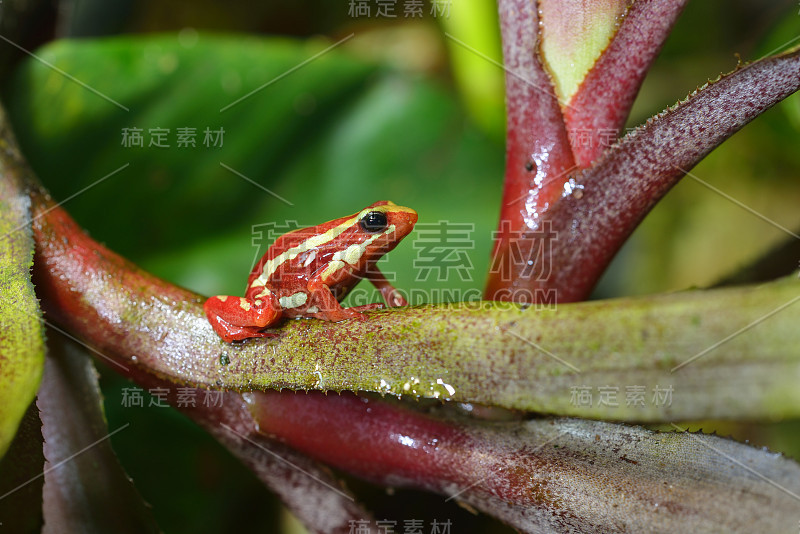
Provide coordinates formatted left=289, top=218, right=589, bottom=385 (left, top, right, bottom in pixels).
left=4, top=34, right=503, bottom=306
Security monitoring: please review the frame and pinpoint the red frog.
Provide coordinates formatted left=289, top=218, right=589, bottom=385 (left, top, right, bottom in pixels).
left=204, top=201, right=418, bottom=342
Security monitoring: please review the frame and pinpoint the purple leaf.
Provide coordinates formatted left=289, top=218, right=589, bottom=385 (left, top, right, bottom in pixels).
left=38, top=339, right=160, bottom=534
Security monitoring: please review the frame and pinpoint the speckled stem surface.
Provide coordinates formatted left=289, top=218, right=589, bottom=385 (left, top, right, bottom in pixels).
left=31, top=195, right=800, bottom=531
left=18, top=114, right=800, bottom=533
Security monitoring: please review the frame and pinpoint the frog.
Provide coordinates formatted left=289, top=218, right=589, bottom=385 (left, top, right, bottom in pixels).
left=204, top=200, right=418, bottom=342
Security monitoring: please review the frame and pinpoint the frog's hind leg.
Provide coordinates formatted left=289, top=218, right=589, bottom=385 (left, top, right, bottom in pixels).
left=204, top=295, right=281, bottom=342
left=205, top=315, right=279, bottom=343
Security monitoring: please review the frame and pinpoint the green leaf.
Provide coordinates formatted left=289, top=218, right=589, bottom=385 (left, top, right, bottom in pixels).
left=3, top=34, right=503, bottom=303
left=3, top=34, right=378, bottom=259
left=0, top=108, right=45, bottom=459
left=539, top=0, right=630, bottom=105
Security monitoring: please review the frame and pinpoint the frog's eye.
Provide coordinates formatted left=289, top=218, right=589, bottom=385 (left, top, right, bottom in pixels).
left=360, top=211, right=388, bottom=233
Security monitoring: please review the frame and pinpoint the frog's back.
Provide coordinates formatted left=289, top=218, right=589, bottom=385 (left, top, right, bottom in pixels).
left=246, top=214, right=355, bottom=287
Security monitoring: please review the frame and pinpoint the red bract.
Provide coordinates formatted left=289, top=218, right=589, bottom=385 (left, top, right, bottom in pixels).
left=486, top=0, right=800, bottom=303
left=563, top=0, right=688, bottom=167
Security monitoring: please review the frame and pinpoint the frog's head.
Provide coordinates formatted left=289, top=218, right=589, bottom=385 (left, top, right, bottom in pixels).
left=326, top=200, right=416, bottom=270
left=354, top=200, right=418, bottom=258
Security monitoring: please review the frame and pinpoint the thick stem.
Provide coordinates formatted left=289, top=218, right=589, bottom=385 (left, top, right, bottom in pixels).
left=491, top=43, right=800, bottom=303
left=487, top=0, right=577, bottom=303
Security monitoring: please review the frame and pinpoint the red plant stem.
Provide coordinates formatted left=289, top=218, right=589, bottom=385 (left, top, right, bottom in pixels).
left=488, top=2, right=800, bottom=304
left=542, top=48, right=800, bottom=302
left=247, top=390, right=574, bottom=530
left=487, top=0, right=577, bottom=304
left=251, top=391, right=470, bottom=491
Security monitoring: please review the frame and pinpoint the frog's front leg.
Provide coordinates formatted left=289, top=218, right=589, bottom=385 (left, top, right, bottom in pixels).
left=204, top=295, right=281, bottom=342
left=307, top=272, right=368, bottom=323
left=366, top=265, right=408, bottom=307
